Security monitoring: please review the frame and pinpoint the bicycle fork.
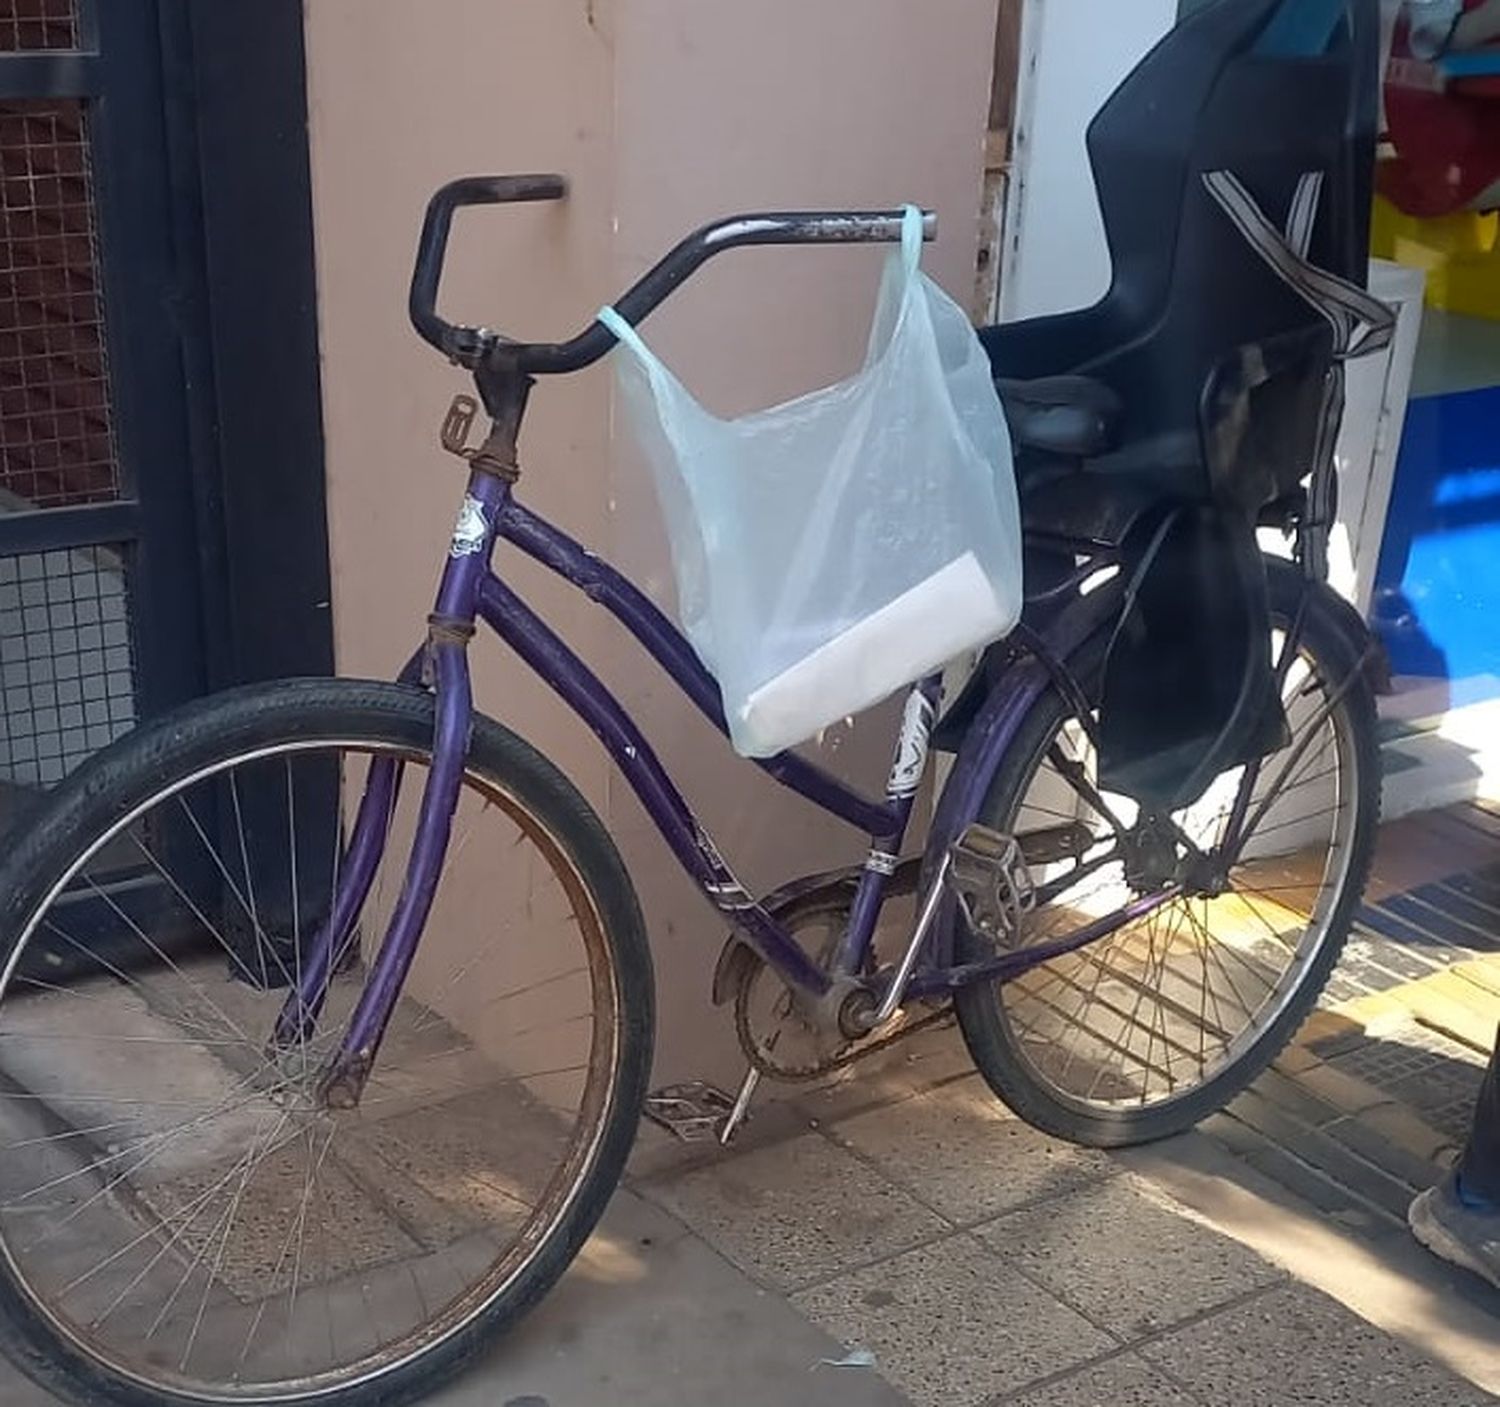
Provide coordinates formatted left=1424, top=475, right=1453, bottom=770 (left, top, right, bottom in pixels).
left=272, top=463, right=510, bottom=1108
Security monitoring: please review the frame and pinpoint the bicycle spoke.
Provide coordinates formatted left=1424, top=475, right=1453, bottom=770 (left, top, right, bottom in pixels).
left=174, top=795, right=298, bottom=995
left=407, top=802, right=500, bottom=1036
left=1045, top=742, right=1127, bottom=833
left=1184, top=899, right=1262, bottom=1024
left=0, top=726, right=627, bottom=1400
left=76, top=871, right=266, bottom=1068
left=286, top=1123, right=338, bottom=1340
left=234, top=1123, right=322, bottom=1371
left=1137, top=908, right=1172, bottom=1101
left=286, top=758, right=311, bottom=1091
left=7, top=1072, right=270, bottom=1219
left=992, top=594, right=1361, bottom=1116
left=1240, top=803, right=1340, bottom=839
left=230, top=772, right=268, bottom=980
left=180, top=1113, right=295, bottom=1372
left=34, top=916, right=251, bottom=1057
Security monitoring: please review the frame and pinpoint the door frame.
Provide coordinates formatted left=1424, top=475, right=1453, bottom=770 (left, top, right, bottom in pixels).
left=0, top=0, right=331, bottom=706
left=3, top=0, right=332, bottom=978
left=158, top=0, right=333, bottom=691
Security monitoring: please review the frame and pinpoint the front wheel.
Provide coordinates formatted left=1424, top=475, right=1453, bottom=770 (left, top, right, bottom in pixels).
left=954, top=567, right=1379, bottom=1147
left=0, top=679, right=653, bottom=1407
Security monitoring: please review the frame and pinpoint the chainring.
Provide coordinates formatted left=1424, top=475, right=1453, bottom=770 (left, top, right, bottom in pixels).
left=727, top=864, right=950, bottom=1082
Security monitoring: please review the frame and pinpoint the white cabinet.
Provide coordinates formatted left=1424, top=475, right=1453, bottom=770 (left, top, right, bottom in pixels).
left=999, top=0, right=1178, bottom=322
left=1325, top=261, right=1426, bottom=613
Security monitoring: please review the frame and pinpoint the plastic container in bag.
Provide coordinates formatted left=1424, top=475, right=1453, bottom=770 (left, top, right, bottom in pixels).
left=598, top=206, right=1022, bottom=757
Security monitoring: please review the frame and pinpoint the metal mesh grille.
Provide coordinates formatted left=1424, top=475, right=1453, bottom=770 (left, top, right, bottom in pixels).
left=0, top=0, right=76, bottom=52
left=0, top=97, right=119, bottom=509
left=1328, top=1020, right=1487, bottom=1145
left=0, top=545, right=135, bottom=786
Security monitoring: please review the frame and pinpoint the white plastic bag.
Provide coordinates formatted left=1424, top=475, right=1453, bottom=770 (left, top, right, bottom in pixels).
left=599, top=206, right=1022, bottom=757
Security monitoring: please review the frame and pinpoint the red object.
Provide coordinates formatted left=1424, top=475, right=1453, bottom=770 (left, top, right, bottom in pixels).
left=1382, top=2, right=1500, bottom=216
left=1454, top=75, right=1500, bottom=98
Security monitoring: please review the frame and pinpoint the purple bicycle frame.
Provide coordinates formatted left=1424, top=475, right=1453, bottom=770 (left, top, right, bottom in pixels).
left=297, top=464, right=1147, bottom=1096
left=279, top=182, right=1181, bottom=1097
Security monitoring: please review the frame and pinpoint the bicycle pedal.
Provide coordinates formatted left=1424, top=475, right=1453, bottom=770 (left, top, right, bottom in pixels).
left=947, top=823, right=1036, bottom=948
left=643, top=1081, right=738, bottom=1143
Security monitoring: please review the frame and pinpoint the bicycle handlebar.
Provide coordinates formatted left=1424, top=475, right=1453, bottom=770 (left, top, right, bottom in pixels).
left=407, top=174, right=569, bottom=365
left=408, top=173, right=937, bottom=374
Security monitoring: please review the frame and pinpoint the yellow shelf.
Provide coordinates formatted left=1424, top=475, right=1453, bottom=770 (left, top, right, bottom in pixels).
left=1372, top=195, right=1500, bottom=321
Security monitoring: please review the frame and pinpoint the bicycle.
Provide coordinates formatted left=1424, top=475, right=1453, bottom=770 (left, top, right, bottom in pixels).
left=0, top=175, right=1380, bottom=1407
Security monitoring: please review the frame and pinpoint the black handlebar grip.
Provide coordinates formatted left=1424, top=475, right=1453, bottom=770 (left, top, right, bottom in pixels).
left=407, top=173, right=568, bottom=358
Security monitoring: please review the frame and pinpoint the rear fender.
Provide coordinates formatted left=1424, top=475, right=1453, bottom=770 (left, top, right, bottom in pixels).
left=923, top=562, right=1380, bottom=973
left=1289, top=570, right=1385, bottom=688
left=921, top=583, right=1121, bottom=968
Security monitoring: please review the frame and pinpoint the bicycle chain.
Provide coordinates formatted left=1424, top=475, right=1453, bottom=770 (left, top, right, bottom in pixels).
left=732, top=988, right=955, bottom=1082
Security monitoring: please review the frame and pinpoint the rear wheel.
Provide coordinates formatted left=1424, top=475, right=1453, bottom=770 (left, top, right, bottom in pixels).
left=954, top=569, right=1379, bottom=1146
left=0, top=680, right=653, bottom=1407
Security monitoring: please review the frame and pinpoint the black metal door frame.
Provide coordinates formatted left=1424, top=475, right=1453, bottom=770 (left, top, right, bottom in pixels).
left=157, top=0, right=333, bottom=693
left=2, top=0, right=333, bottom=976
left=0, top=0, right=332, bottom=718
left=0, top=1, right=203, bottom=731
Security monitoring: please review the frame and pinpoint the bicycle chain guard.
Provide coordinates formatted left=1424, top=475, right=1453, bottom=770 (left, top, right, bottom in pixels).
left=947, top=823, right=1036, bottom=949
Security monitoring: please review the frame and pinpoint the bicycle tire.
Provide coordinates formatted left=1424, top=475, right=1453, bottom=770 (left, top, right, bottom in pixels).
left=953, top=564, right=1380, bottom=1147
left=0, top=678, right=654, bottom=1407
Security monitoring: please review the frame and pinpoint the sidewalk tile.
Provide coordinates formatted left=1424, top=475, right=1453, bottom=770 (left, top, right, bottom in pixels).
left=1272, top=1039, right=1321, bottom=1073
left=1244, top=1066, right=1344, bottom=1128
left=975, top=1177, right=1284, bottom=1340
left=425, top=1188, right=913, bottom=1407
left=1322, top=1113, right=1446, bottom=1191
left=643, top=1133, right=947, bottom=1291
left=1138, top=1282, right=1493, bottom=1406
left=1003, top=1351, right=1199, bottom=1407
left=1219, top=1089, right=1420, bottom=1219
left=829, top=1079, right=1113, bottom=1224
left=1282, top=1057, right=1401, bottom=1116
left=792, top=1234, right=1114, bottom=1407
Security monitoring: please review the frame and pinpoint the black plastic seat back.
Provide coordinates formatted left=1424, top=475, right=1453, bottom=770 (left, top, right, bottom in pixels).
left=982, top=0, right=1379, bottom=506
left=971, top=0, right=1382, bottom=812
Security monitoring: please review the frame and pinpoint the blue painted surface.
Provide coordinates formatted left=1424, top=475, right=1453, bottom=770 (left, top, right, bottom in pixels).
left=1439, top=51, right=1500, bottom=78
left=1373, top=384, right=1500, bottom=696
left=1255, top=0, right=1345, bottom=56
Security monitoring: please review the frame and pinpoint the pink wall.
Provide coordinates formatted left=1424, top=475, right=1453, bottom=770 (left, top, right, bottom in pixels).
left=304, top=0, right=998, bottom=1084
